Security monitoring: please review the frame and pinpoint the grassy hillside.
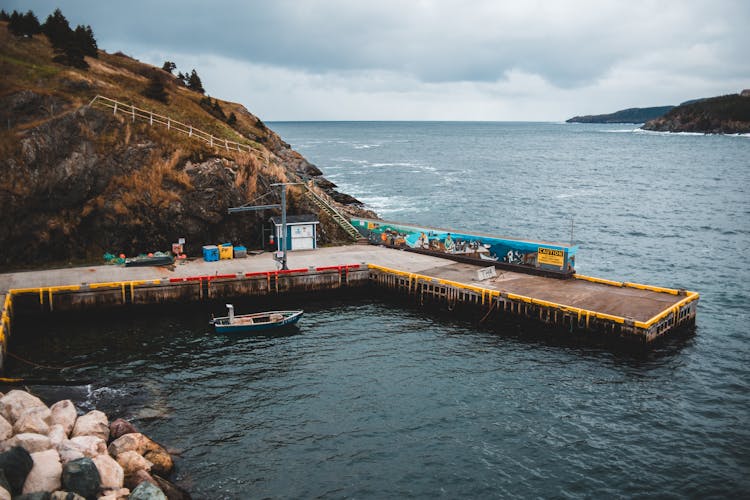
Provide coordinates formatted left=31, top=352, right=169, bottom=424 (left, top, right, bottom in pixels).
left=0, top=21, right=369, bottom=269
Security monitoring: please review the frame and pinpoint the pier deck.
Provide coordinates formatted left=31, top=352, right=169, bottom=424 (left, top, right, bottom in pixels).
left=0, top=245, right=698, bottom=363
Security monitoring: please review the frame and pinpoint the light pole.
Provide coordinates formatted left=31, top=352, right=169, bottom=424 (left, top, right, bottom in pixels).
left=228, top=182, right=301, bottom=271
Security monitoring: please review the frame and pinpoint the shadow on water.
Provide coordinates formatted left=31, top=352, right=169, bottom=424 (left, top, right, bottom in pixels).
left=370, top=290, right=695, bottom=367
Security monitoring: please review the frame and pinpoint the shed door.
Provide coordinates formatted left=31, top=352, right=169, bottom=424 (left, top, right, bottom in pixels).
left=291, top=224, right=314, bottom=250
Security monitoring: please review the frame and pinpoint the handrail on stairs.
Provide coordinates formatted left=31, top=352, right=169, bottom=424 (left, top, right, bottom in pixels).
left=303, top=181, right=361, bottom=241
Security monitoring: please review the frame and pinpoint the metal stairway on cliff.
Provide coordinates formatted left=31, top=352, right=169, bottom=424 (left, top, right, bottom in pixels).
left=303, top=182, right=362, bottom=242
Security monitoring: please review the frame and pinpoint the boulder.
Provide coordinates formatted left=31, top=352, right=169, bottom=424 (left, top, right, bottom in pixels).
left=98, top=487, right=130, bottom=500
left=143, top=448, right=174, bottom=477
left=71, top=410, right=109, bottom=441
left=49, top=400, right=77, bottom=437
left=92, top=454, right=123, bottom=490
left=57, top=436, right=107, bottom=464
left=152, top=474, right=192, bottom=500
left=0, top=446, right=34, bottom=494
left=14, top=493, right=52, bottom=500
left=47, top=424, right=67, bottom=449
left=129, top=481, right=167, bottom=500
left=50, top=492, right=86, bottom=500
left=0, top=469, right=11, bottom=500
left=14, top=406, right=51, bottom=435
left=0, top=390, right=47, bottom=424
left=61, top=457, right=101, bottom=500
left=108, top=433, right=156, bottom=457
left=23, top=448, right=62, bottom=495
left=124, top=469, right=158, bottom=491
left=3, top=433, right=52, bottom=454
left=116, top=450, right=152, bottom=476
left=109, top=419, right=137, bottom=440
left=0, top=415, right=12, bottom=441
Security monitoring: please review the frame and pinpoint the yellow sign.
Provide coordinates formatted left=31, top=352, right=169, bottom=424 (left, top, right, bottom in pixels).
left=537, top=247, right=565, bottom=267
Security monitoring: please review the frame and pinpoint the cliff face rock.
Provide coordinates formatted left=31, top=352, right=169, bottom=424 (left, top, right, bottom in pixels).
left=0, top=28, right=373, bottom=269
left=641, top=93, right=750, bottom=134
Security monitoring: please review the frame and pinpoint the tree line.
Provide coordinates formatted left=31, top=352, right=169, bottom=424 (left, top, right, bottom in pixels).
left=2, top=8, right=233, bottom=125
left=2, top=8, right=97, bottom=69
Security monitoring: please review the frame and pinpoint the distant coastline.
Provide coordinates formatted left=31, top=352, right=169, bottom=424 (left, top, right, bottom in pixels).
left=566, top=106, right=674, bottom=124
left=567, top=90, right=750, bottom=133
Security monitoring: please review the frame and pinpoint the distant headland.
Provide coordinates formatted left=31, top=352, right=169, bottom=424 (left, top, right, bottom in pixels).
left=567, top=90, right=750, bottom=134
left=566, top=106, right=675, bottom=124
left=641, top=91, right=750, bottom=134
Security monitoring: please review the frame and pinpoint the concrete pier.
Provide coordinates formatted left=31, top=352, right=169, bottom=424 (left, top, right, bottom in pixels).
left=0, top=245, right=698, bottom=371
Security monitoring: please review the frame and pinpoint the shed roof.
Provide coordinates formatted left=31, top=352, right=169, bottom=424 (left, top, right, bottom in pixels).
left=269, top=214, right=319, bottom=225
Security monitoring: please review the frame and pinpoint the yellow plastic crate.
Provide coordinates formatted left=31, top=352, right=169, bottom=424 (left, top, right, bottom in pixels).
left=219, top=245, right=233, bottom=260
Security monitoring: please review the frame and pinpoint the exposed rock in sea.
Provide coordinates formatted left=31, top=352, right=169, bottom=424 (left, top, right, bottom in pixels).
left=0, top=389, right=184, bottom=499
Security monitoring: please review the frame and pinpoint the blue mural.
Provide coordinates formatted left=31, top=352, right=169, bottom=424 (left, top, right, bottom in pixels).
left=351, top=218, right=577, bottom=272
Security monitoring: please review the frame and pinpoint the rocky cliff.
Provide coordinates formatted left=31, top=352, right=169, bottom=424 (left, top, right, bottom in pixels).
left=641, top=92, right=750, bottom=134
left=0, top=24, right=373, bottom=269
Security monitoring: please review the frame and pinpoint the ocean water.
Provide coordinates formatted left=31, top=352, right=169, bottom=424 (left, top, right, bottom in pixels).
left=6, top=122, right=750, bottom=498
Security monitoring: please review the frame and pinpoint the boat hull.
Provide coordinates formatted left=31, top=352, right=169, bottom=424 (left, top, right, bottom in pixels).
left=211, top=310, right=303, bottom=334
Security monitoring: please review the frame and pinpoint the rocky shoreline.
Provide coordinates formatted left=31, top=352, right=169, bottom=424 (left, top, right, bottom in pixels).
left=641, top=91, right=750, bottom=134
left=0, top=389, right=187, bottom=499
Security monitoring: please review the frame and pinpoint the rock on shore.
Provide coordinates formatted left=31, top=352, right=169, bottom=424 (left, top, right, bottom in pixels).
left=0, top=389, right=188, bottom=499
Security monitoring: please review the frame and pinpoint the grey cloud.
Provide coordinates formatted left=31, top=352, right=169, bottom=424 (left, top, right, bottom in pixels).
left=6, top=0, right=749, bottom=101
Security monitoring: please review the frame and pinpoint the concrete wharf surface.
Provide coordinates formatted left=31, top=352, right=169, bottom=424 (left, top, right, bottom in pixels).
left=0, top=245, right=686, bottom=323
left=0, top=245, right=698, bottom=363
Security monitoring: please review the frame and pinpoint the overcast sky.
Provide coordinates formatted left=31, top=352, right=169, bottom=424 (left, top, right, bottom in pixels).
left=8, top=0, right=749, bottom=121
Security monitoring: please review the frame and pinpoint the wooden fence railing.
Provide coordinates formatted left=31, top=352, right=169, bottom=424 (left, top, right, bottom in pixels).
left=88, top=95, right=259, bottom=154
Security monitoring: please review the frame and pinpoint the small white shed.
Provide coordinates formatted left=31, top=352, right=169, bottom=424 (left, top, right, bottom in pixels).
left=269, top=214, right=319, bottom=251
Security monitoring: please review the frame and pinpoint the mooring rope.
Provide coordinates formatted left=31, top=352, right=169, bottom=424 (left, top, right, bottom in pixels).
left=5, top=351, right=90, bottom=371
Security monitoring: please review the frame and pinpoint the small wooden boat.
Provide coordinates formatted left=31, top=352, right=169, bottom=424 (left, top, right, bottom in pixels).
left=210, top=304, right=303, bottom=333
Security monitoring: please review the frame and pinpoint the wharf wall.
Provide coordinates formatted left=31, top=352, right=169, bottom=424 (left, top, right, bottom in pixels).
left=367, top=265, right=698, bottom=344
left=0, top=262, right=699, bottom=373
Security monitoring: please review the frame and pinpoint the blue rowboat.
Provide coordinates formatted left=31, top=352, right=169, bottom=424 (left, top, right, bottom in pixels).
left=210, top=304, right=303, bottom=333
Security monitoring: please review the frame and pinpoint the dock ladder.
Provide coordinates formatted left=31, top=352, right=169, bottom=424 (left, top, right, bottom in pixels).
left=303, top=182, right=363, bottom=242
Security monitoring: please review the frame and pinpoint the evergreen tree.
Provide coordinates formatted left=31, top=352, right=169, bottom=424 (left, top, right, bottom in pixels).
left=0, top=10, right=10, bottom=22
left=176, top=71, right=187, bottom=86
left=187, top=69, right=205, bottom=94
left=43, top=8, right=71, bottom=49
left=142, top=70, right=169, bottom=103
left=75, top=25, right=97, bottom=57
left=8, top=10, right=41, bottom=37
left=227, top=112, right=237, bottom=126
left=162, top=61, right=176, bottom=74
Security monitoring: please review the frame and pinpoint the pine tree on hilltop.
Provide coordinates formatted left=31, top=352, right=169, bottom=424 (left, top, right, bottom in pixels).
left=162, top=61, right=176, bottom=74
left=0, top=10, right=10, bottom=22
left=187, top=69, right=205, bottom=94
left=41, top=8, right=98, bottom=69
left=75, top=25, right=98, bottom=57
left=42, top=8, right=71, bottom=48
left=7, top=10, right=42, bottom=37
